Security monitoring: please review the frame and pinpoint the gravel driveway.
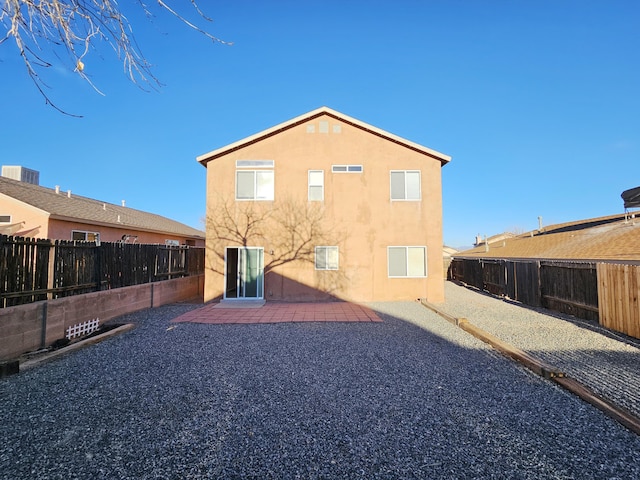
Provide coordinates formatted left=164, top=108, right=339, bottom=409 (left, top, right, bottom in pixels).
left=1, top=295, right=640, bottom=479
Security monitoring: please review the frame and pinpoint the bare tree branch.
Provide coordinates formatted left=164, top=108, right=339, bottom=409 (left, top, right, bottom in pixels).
left=1, top=0, right=230, bottom=115
left=206, top=197, right=346, bottom=274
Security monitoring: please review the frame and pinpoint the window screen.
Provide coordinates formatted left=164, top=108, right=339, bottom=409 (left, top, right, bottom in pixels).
left=236, top=170, right=274, bottom=200
left=388, top=246, right=426, bottom=277
left=308, top=170, right=324, bottom=201
left=315, top=246, right=339, bottom=270
left=390, top=171, right=421, bottom=200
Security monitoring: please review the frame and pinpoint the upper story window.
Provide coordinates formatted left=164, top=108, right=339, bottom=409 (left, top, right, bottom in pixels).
left=72, top=230, right=100, bottom=243
left=308, top=170, right=324, bottom=201
left=390, top=170, right=421, bottom=201
left=236, top=160, right=274, bottom=201
left=332, top=165, right=363, bottom=173
left=0, top=215, right=11, bottom=223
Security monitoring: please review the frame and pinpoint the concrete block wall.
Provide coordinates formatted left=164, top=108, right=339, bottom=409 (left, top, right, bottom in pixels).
left=0, top=275, right=204, bottom=361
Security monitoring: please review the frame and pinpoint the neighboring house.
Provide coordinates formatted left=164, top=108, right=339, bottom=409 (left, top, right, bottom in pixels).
left=0, top=174, right=205, bottom=246
left=454, top=213, right=640, bottom=262
left=197, top=106, right=451, bottom=303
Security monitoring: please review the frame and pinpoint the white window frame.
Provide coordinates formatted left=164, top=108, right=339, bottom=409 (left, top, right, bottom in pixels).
left=390, top=170, right=421, bottom=201
left=235, top=170, right=274, bottom=201
left=315, top=246, right=339, bottom=270
left=387, top=246, right=427, bottom=278
left=236, top=160, right=274, bottom=168
left=332, top=165, right=363, bottom=173
left=72, top=230, right=101, bottom=243
left=308, top=170, right=324, bottom=201
left=0, top=215, right=11, bottom=223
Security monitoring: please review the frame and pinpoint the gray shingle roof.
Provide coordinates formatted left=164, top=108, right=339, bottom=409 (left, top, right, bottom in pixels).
left=0, top=176, right=204, bottom=238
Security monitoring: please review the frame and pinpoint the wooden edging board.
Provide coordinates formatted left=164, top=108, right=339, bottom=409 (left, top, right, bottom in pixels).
left=19, top=324, right=135, bottom=371
left=418, top=299, right=640, bottom=436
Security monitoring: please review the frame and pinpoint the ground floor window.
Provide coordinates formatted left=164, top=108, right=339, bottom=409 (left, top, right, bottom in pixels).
left=72, top=230, right=100, bottom=243
left=315, top=246, right=339, bottom=270
left=388, top=246, right=426, bottom=277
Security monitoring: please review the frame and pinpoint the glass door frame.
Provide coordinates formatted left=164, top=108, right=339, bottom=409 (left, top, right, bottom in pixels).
left=224, top=246, right=264, bottom=300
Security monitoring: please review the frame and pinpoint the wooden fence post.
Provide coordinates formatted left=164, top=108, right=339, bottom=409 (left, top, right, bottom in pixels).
left=46, top=241, right=55, bottom=300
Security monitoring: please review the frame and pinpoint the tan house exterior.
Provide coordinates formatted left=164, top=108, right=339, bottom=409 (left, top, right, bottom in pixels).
left=0, top=175, right=205, bottom=246
left=197, top=107, right=451, bottom=303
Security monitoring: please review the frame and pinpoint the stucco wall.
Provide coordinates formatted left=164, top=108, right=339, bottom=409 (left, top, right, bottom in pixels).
left=47, top=219, right=205, bottom=246
left=0, top=275, right=204, bottom=361
left=203, top=113, right=446, bottom=303
left=0, top=194, right=49, bottom=238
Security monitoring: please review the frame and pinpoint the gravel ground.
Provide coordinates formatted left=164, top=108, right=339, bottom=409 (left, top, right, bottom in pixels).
left=440, top=281, right=640, bottom=419
left=2, top=296, right=640, bottom=479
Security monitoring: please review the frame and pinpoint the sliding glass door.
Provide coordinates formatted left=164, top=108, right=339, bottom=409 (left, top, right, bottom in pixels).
left=225, top=247, right=264, bottom=299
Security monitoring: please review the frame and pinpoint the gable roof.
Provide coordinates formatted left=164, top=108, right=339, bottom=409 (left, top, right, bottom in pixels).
left=455, top=213, right=640, bottom=263
left=0, top=176, right=204, bottom=238
left=197, top=106, right=451, bottom=166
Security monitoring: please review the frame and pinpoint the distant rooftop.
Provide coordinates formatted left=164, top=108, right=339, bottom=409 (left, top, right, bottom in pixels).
left=456, top=212, right=640, bottom=263
left=0, top=175, right=204, bottom=239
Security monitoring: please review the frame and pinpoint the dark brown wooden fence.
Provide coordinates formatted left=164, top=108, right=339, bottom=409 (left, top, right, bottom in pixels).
left=449, top=258, right=599, bottom=321
left=0, top=236, right=51, bottom=307
left=0, top=235, right=205, bottom=308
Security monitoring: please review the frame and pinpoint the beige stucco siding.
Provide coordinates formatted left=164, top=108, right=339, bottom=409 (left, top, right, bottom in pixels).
left=47, top=219, right=204, bottom=246
left=0, top=194, right=50, bottom=238
left=204, top=113, right=445, bottom=303
left=1, top=194, right=204, bottom=246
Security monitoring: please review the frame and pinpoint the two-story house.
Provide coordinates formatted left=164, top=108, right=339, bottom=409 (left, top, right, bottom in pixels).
left=197, top=107, right=451, bottom=303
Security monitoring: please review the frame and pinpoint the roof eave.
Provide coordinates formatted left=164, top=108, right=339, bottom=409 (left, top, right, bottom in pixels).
left=48, top=214, right=205, bottom=239
left=196, top=106, right=451, bottom=166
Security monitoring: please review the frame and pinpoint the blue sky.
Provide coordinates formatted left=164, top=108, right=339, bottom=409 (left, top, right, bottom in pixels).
left=1, top=1, right=638, bottom=248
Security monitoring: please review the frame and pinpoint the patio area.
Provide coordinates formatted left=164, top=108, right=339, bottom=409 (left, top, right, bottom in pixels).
left=171, top=301, right=382, bottom=324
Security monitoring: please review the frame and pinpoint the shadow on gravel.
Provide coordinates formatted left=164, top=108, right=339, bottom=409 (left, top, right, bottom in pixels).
left=1, top=301, right=639, bottom=479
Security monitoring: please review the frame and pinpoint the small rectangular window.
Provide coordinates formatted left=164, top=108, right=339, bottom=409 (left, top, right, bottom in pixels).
left=0, top=215, right=11, bottom=223
left=388, top=246, right=426, bottom=277
left=236, top=160, right=274, bottom=168
left=308, top=170, right=324, bottom=201
left=332, top=165, right=363, bottom=173
left=72, top=230, right=100, bottom=243
left=390, top=170, right=421, bottom=200
left=315, top=246, right=339, bottom=270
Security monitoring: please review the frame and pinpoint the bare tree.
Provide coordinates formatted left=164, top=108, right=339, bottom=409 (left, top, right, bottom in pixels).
left=206, top=196, right=350, bottom=299
left=1, top=1, right=229, bottom=115
left=206, top=197, right=344, bottom=275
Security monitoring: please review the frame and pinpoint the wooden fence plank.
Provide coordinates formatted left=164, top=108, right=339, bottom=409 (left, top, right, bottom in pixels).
left=596, top=263, right=640, bottom=338
left=0, top=235, right=205, bottom=307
